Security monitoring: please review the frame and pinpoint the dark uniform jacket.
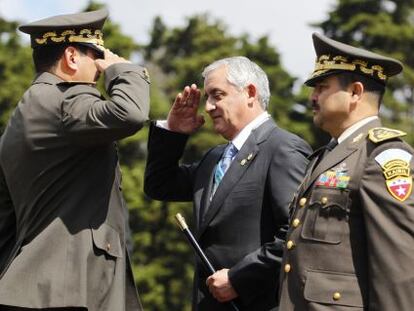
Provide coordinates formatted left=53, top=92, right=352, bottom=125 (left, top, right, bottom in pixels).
left=0, top=63, right=150, bottom=310
left=279, top=119, right=414, bottom=310
left=144, top=119, right=311, bottom=311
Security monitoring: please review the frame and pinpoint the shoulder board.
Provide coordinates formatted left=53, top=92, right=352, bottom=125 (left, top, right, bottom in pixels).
left=368, top=127, right=406, bottom=143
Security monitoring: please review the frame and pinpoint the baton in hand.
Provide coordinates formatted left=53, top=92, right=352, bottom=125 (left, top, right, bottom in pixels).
left=175, top=213, right=240, bottom=311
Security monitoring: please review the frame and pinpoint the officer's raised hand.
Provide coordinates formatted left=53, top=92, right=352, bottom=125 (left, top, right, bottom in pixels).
left=95, top=48, right=131, bottom=72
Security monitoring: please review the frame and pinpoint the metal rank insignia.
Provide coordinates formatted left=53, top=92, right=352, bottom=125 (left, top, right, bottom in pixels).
left=352, top=133, right=364, bottom=143
left=315, top=162, right=350, bottom=189
left=375, top=148, right=412, bottom=201
left=142, top=68, right=151, bottom=83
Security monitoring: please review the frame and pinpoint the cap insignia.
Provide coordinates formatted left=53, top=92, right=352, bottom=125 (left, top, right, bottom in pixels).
left=312, top=54, right=387, bottom=81
left=35, top=29, right=104, bottom=46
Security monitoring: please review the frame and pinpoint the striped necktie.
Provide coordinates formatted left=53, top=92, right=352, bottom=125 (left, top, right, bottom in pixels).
left=212, top=143, right=238, bottom=194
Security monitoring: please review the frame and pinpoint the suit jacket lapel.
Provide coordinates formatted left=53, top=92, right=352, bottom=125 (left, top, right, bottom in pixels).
left=198, top=119, right=276, bottom=237
left=195, top=146, right=225, bottom=231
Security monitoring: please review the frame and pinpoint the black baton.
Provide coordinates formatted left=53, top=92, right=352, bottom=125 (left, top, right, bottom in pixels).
left=175, top=213, right=240, bottom=311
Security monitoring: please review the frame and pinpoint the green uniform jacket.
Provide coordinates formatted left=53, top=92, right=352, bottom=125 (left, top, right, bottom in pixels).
left=279, top=119, right=414, bottom=310
left=0, top=63, right=150, bottom=310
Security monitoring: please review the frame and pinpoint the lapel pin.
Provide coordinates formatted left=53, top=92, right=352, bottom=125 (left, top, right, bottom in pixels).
left=352, top=133, right=364, bottom=143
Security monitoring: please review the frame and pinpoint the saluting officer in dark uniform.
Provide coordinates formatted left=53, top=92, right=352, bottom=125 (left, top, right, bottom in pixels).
left=279, top=33, right=414, bottom=310
left=0, top=9, right=150, bottom=311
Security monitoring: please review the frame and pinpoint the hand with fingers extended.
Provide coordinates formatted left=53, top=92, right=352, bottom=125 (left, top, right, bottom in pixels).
left=95, top=48, right=131, bottom=72
left=167, top=84, right=205, bottom=134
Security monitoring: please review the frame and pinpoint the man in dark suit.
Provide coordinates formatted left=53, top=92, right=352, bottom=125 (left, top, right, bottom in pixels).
left=279, top=33, right=414, bottom=310
left=144, top=56, right=311, bottom=310
left=0, top=9, right=150, bottom=311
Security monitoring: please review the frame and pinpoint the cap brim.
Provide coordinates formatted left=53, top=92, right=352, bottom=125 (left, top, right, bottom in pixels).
left=304, top=70, right=343, bottom=87
left=77, top=42, right=104, bottom=59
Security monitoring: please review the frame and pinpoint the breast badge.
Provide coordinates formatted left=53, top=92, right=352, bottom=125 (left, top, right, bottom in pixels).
left=375, top=148, right=412, bottom=201
left=316, top=162, right=350, bottom=189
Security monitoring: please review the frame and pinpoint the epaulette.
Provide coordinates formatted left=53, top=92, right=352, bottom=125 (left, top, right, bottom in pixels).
left=368, top=127, right=406, bottom=143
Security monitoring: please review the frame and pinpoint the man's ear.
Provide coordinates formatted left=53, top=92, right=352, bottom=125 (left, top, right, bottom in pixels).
left=63, top=46, right=79, bottom=71
left=246, top=84, right=257, bottom=106
left=350, top=81, right=364, bottom=103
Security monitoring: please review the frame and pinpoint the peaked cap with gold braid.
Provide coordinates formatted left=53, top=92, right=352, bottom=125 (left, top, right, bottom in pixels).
left=18, top=8, right=108, bottom=58
left=305, top=32, right=403, bottom=87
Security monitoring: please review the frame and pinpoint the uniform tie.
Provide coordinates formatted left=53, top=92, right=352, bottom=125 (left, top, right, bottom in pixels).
left=326, top=139, right=338, bottom=152
left=212, top=143, right=238, bottom=194
left=311, top=139, right=338, bottom=173
left=321, top=139, right=338, bottom=159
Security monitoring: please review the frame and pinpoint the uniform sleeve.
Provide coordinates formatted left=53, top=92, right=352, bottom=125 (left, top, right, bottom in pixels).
left=360, top=143, right=414, bottom=310
left=0, top=164, right=16, bottom=274
left=228, top=134, right=312, bottom=305
left=61, top=63, right=150, bottom=145
left=144, top=122, right=197, bottom=202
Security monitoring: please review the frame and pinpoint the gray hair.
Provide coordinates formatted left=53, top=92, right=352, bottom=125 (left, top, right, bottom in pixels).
left=201, top=56, right=270, bottom=109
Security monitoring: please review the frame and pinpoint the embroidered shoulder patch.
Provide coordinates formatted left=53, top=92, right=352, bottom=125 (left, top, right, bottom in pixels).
left=368, top=127, right=406, bottom=143
left=375, top=149, right=412, bottom=201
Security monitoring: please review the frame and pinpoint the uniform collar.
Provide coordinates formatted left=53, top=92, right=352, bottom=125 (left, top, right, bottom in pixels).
left=337, top=116, right=379, bottom=144
left=32, top=71, right=65, bottom=85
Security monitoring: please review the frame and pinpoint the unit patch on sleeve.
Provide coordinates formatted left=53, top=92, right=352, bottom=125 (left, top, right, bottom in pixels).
left=375, top=148, right=413, bottom=201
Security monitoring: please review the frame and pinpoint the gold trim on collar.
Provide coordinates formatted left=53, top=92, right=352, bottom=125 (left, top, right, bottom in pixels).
left=311, top=54, right=386, bottom=80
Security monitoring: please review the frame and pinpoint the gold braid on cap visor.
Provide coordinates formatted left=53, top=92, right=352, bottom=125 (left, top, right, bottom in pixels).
left=311, top=55, right=387, bottom=81
left=34, top=29, right=104, bottom=46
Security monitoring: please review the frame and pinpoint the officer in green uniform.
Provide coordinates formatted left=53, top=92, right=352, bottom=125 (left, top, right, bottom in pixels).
left=0, top=8, right=150, bottom=311
left=279, top=33, right=414, bottom=310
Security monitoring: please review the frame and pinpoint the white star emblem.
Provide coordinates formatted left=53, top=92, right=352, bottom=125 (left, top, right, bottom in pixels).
left=396, top=186, right=406, bottom=196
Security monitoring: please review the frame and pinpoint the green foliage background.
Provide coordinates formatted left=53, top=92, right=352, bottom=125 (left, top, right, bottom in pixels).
left=0, top=1, right=413, bottom=310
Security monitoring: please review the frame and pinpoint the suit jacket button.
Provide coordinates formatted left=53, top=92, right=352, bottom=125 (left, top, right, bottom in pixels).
left=321, top=197, right=328, bottom=205
left=299, top=197, right=307, bottom=207
left=106, top=243, right=111, bottom=251
left=333, top=292, right=341, bottom=300
left=292, top=218, right=300, bottom=227
left=284, top=264, right=291, bottom=273
left=286, top=240, right=295, bottom=249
